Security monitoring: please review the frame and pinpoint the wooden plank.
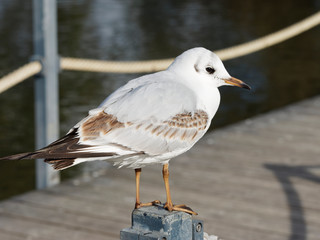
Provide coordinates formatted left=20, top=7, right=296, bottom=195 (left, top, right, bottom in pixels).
left=202, top=136, right=319, bottom=165
left=0, top=215, right=108, bottom=240
left=10, top=191, right=132, bottom=224
left=0, top=231, right=27, bottom=240
left=0, top=200, right=120, bottom=238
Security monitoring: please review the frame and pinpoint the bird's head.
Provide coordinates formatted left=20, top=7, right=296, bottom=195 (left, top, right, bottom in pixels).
left=168, top=47, right=251, bottom=90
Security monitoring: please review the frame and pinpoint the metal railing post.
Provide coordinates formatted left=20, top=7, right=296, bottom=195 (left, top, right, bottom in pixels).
left=33, top=0, right=60, bottom=189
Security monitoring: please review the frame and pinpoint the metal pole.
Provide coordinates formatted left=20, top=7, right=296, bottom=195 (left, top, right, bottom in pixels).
left=33, top=0, right=60, bottom=189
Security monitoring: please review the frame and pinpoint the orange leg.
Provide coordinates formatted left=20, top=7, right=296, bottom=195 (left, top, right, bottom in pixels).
left=162, top=163, right=198, bottom=215
left=135, top=168, right=161, bottom=209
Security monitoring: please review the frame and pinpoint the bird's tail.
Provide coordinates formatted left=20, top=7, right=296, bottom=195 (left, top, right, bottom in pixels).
left=0, top=128, right=117, bottom=170
left=0, top=152, right=35, bottom=161
left=0, top=150, right=78, bottom=170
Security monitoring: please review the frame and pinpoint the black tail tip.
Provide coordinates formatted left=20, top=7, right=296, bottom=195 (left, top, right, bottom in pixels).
left=0, top=152, right=32, bottom=161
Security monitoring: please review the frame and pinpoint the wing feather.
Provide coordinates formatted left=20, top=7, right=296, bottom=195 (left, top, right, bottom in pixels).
left=78, top=109, right=209, bottom=157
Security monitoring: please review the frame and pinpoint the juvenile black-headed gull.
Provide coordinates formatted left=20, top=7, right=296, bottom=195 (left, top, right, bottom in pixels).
left=1, top=47, right=250, bottom=215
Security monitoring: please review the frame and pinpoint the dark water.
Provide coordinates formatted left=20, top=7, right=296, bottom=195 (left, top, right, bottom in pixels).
left=0, top=0, right=319, bottom=200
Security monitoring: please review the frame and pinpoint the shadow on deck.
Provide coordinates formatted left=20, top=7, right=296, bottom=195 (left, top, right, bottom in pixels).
left=265, top=164, right=320, bottom=240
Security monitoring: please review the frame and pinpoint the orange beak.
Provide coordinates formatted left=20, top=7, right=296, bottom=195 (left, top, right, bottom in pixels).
left=223, top=77, right=251, bottom=90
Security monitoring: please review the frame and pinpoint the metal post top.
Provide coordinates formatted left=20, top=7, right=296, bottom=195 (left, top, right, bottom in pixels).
left=121, top=205, right=204, bottom=240
left=133, top=204, right=191, bottom=217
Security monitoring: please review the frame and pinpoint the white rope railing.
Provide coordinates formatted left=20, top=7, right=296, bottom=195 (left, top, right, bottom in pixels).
left=61, top=11, right=320, bottom=73
left=60, top=57, right=171, bottom=74
left=215, top=11, right=320, bottom=60
left=0, top=11, right=320, bottom=94
left=0, top=61, right=42, bottom=94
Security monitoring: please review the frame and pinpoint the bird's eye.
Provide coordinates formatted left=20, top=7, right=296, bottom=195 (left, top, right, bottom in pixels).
left=206, top=67, right=215, bottom=74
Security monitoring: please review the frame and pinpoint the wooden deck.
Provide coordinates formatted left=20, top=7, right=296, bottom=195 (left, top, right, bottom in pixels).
left=0, top=96, right=320, bottom=240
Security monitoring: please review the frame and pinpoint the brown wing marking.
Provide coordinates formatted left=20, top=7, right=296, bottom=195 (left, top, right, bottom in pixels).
left=166, top=110, right=208, bottom=129
left=81, top=111, right=125, bottom=141
left=160, top=110, right=209, bottom=141
left=78, top=110, right=208, bottom=147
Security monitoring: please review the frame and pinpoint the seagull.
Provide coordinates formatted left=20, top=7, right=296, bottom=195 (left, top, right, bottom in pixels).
left=0, top=47, right=250, bottom=215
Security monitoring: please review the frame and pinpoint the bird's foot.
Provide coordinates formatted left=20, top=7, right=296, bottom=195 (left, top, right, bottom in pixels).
left=135, top=200, right=161, bottom=209
left=164, top=202, right=198, bottom=215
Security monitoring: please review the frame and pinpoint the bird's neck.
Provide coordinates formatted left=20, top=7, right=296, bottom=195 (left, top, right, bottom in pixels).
left=196, top=85, right=221, bottom=119
left=181, top=75, right=221, bottom=120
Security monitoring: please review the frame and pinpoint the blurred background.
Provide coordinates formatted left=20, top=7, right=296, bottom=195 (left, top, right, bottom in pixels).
left=0, top=0, right=319, bottom=200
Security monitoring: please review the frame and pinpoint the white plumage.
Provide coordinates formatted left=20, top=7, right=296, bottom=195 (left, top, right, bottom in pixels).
left=71, top=48, right=226, bottom=168
left=1, top=47, right=250, bottom=170
left=1, top=47, right=250, bottom=215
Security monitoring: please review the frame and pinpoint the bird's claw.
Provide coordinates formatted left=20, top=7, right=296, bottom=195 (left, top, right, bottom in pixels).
left=164, top=202, right=198, bottom=215
left=135, top=200, right=161, bottom=209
